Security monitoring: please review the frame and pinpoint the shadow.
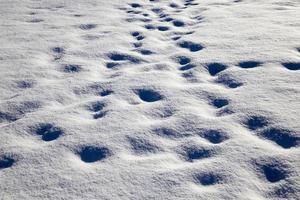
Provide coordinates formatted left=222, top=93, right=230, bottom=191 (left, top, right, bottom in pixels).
left=79, top=146, right=110, bottom=163
left=203, top=130, right=228, bottom=144
left=63, top=64, right=81, bottom=73
left=0, top=112, right=18, bottom=122
left=282, top=62, right=300, bottom=70
left=177, top=41, right=204, bottom=52
left=0, top=156, right=15, bottom=169
left=16, top=80, right=35, bottom=89
left=184, top=147, right=212, bottom=161
left=128, top=137, right=159, bottom=154
left=245, top=116, right=268, bottom=130
left=216, top=74, right=243, bottom=88
left=207, top=63, right=227, bottom=76
left=261, top=128, right=299, bottom=149
left=176, top=56, right=191, bottom=65
left=35, top=123, right=63, bottom=142
left=107, top=52, right=141, bottom=64
left=212, top=98, right=228, bottom=108
left=262, top=164, right=286, bottom=183
left=79, top=24, right=97, bottom=30
left=136, top=89, right=163, bottom=102
left=179, top=64, right=196, bottom=71
left=172, top=20, right=185, bottom=27
left=238, top=61, right=262, bottom=68
left=195, top=173, right=222, bottom=186
left=157, top=26, right=170, bottom=31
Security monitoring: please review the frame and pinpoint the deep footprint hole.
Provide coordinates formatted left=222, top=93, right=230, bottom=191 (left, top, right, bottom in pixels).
left=93, top=111, right=107, bottom=119
left=263, top=165, right=286, bottom=183
left=100, top=90, right=113, bottom=97
left=260, top=128, right=299, bottom=149
left=136, top=89, right=163, bottom=102
left=78, top=146, right=111, bottom=163
left=106, top=62, right=120, bottom=69
left=163, top=17, right=174, bottom=22
left=255, top=160, right=288, bottom=183
left=107, top=52, right=141, bottom=64
left=34, top=123, right=63, bottom=141
left=184, top=147, right=213, bottom=162
left=130, top=3, right=141, bottom=8
left=177, top=41, right=204, bottom=52
left=0, top=156, right=15, bottom=169
left=136, top=35, right=145, bottom=41
left=245, top=116, right=268, bottom=130
left=144, top=24, right=156, bottom=30
left=172, top=20, right=185, bottom=27
left=63, top=64, right=81, bottom=73
left=52, top=47, right=64, bottom=54
left=138, top=49, right=154, bottom=55
left=282, top=62, right=300, bottom=70
left=169, top=3, right=179, bottom=8
left=212, top=98, right=228, bottom=108
left=176, top=56, right=191, bottom=65
left=131, top=31, right=140, bottom=37
left=88, top=101, right=105, bottom=112
left=195, top=173, right=222, bottom=186
left=238, top=61, right=262, bottom=69
left=207, top=63, right=227, bottom=76
left=203, top=130, right=228, bottom=144
left=157, top=26, right=170, bottom=31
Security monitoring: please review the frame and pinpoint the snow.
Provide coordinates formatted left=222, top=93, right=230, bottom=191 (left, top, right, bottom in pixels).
left=0, top=0, right=299, bottom=199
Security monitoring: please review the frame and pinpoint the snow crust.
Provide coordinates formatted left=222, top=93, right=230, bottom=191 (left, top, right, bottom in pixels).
left=0, top=0, right=299, bottom=199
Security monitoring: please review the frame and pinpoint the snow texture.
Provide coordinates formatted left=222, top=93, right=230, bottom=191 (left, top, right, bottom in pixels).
left=0, top=0, right=300, bottom=199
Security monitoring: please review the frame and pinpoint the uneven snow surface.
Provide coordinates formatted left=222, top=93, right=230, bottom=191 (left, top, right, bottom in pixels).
left=1, top=0, right=300, bottom=199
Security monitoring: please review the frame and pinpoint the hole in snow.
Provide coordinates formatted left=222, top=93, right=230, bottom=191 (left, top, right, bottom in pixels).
left=238, top=61, right=263, bottom=69
left=79, top=24, right=97, bottom=30
left=245, top=116, right=268, bottom=130
left=34, top=123, right=63, bottom=141
left=207, top=63, right=227, bottom=76
left=136, top=89, right=163, bottom=102
left=157, top=26, right=170, bottom=31
left=212, top=98, right=229, bottom=108
left=78, top=146, right=111, bottom=163
left=260, top=128, right=299, bottom=149
left=182, top=146, right=213, bottom=162
left=202, top=130, right=228, bottom=144
left=195, top=173, right=222, bottom=186
left=175, top=56, right=191, bottom=65
left=179, top=64, right=196, bottom=71
left=216, top=74, right=243, bottom=88
left=107, top=52, right=141, bottom=64
left=282, top=62, right=300, bottom=71
left=177, top=41, right=204, bottom=52
left=172, top=20, right=185, bottom=27
left=128, top=137, right=160, bottom=155
left=63, top=64, right=81, bottom=73
left=0, top=156, right=15, bottom=169
left=16, top=80, right=35, bottom=89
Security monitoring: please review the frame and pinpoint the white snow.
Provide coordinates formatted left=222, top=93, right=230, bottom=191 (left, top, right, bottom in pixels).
left=0, top=0, right=299, bottom=199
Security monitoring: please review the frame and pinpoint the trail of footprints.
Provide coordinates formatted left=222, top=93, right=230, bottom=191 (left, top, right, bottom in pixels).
left=1, top=0, right=299, bottom=199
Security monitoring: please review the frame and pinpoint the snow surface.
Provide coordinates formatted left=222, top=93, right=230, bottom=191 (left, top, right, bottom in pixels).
left=0, top=0, right=300, bottom=199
